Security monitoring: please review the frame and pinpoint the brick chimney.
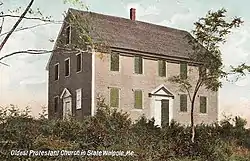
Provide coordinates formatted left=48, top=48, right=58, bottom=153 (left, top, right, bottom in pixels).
left=130, top=8, right=136, bottom=21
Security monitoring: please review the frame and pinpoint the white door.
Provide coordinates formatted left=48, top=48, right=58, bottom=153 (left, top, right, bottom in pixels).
left=154, top=98, right=170, bottom=127
left=63, top=97, right=72, bottom=120
left=154, top=100, right=162, bottom=126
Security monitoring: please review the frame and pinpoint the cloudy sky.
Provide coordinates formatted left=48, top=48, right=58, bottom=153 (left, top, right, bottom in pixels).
left=0, top=0, right=249, bottom=125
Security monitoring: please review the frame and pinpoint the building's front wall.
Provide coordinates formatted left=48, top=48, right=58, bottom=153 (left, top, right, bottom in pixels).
left=94, top=51, right=218, bottom=125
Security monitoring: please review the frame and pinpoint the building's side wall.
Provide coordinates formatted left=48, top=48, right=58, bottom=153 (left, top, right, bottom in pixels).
left=48, top=51, right=92, bottom=120
left=94, top=52, right=218, bottom=125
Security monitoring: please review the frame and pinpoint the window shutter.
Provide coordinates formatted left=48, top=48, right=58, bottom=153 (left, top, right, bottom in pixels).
left=134, top=56, right=142, bottom=74
left=134, top=90, right=142, bottom=109
left=200, top=96, right=207, bottom=113
left=111, top=53, right=119, bottom=71
left=158, top=60, right=166, bottom=77
left=180, top=63, right=187, bottom=79
left=110, top=88, right=119, bottom=107
left=180, top=94, right=187, bottom=112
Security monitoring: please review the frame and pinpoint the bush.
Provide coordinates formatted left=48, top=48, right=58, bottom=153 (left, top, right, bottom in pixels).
left=0, top=104, right=249, bottom=161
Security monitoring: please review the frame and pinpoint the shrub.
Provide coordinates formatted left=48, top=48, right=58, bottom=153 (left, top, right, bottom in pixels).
left=0, top=104, right=249, bottom=161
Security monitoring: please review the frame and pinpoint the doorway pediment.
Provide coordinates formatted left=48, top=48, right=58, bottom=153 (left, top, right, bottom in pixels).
left=60, top=88, right=72, bottom=99
left=149, top=84, right=174, bottom=98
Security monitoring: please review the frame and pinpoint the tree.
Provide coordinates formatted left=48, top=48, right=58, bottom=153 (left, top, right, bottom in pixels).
left=168, top=8, right=243, bottom=142
left=0, top=0, right=93, bottom=66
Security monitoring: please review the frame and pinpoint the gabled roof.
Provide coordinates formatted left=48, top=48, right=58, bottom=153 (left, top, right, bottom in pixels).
left=68, top=8, right=193, bottom=59
left=46, top=8, right=201, bottom=71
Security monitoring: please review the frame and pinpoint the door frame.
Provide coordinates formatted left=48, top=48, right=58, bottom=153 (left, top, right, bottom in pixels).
left=152, top=96, right=173, bottom=127
left=63, top=96, right=72, bottom=120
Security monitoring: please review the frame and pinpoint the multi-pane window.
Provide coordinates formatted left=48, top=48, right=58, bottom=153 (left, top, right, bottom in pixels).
left=65, top=58, right=70, bottom=77
left=180, top=94, right=187, bottom=112
left=110, top=88, right=119, bottom=108
left=54, top=64, right=59, bottom=80
left=110, top=53, right=119, bottom=71
left=76, top=88, right=82, bottom=109
left=76, top=53, right=82, bottom=72
left=180, top=63, right=187, bottom=79
left=66, top=25, right=71, bottom=44
left=134, top=90, right=143, bottom=109
left=158, top=59, right=166, bottom=77
left=200, top=96, right=207, bottom=113
left=54, top=96, right=59, bottom=113
left=134, top=56, right=143, bottom=74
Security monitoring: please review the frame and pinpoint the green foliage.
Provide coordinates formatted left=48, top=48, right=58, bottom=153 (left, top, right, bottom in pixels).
left=0, top=104, right=249, bottom=160
left=168, top=8, right=243, bottom=142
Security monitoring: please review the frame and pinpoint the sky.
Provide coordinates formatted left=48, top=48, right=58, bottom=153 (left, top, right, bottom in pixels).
left=0, top=0, right=249, bottom=126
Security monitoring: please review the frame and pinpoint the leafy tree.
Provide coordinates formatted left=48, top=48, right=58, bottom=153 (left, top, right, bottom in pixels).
left=168, top=8, right=243, bottom=142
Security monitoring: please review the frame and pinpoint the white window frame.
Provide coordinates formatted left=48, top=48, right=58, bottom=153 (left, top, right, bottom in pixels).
left=76, top=53, right=82, bottom=73
left=54, top=63, right=59, bottom=81
left=64, top=57, right=70, bottom=77
left=76, top=88, right=82, bottom=110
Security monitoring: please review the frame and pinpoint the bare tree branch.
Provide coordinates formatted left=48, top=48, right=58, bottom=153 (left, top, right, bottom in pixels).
left=0, top=49, right=52, bottom=61
left=0, top=0, right=35, bottom=52
left=0, top=17, right=4, bottom=34
left=0, top=22, right=62, bottom=37
left=0, top=14, right=61, bottom=23
left=0, top=61, right=9, bottom=66
left=0, top=47, right=89, bottom=62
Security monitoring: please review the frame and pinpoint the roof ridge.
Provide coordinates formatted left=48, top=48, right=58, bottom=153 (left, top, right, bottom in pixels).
left=68, top=8, right=189, bottom=34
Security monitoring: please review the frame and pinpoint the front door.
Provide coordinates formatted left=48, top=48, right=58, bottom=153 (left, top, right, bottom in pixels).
left=161, top=99, right=169, bottom=126
left=63, top=97, right=72, bottom=120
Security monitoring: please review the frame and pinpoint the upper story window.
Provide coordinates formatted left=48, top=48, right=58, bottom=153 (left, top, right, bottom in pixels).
left=66, top=25, right=71, bottom=44
left=110, top=53, right=119, bottom=71
left=76, top=53, right=82, bottom=72
left=76, top=88, right=82, bottom=110
left=158, top=59, right=166, bottom=77
left=180, top=94, right=187, bottom=112
left=180, top=63, right=187, bottom=79
left=134, top=90, right=143, bottom=109
left=54, top=63, right=59, bottom=81
left=134, top=56, right=143, bottom=74
left=65, top=58, right=70, bottom=77
left=200, top=96, right=207, bottom=113
left=54, top=96, right=59, bottom=113
left=109, top=87, right=120, bottom=108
